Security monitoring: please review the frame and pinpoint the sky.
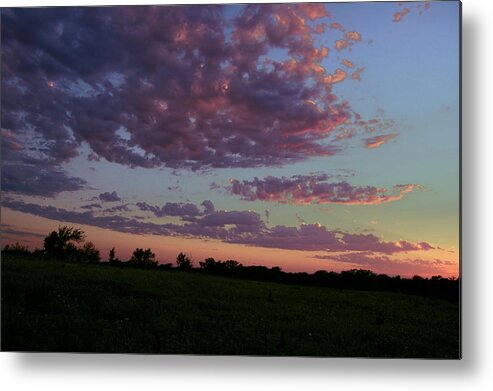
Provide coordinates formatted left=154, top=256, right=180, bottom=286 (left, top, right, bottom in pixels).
left=1, top=1, right=460, bottom=277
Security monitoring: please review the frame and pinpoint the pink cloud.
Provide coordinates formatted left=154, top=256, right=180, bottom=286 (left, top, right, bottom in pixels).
left=364, top=133, right=398, bottom=149
left=345, top=31, right=362, bottom=42
left=4, top=197, right=435, bottom=256
left=329, top=22, right=345, bottom=31
left=3, top=5, right=369, bottom=174
left=351, top=67, right=365, bottom=81
left=224, top=174, right=423, bottom=205
left=393, top=8, right=410, bottom=22
left=323, top=68, right=347, bottom=84
left=341, top=59, right=355, bottom=68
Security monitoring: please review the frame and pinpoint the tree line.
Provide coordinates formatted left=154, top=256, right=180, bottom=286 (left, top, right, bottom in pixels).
left=2, top=226, right=459, bottom=302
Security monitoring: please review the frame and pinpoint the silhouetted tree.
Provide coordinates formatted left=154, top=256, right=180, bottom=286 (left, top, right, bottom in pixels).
left=176, top=252, right=193, bottom=270
left=43, top=226, right=85, bottom=260
left=130, top=248, right=157, bottom=268
left=2, top=242, right=30, bottom=255
left=224, top=260, right=241, bottom=270
left=109, top=247, right=116, bottom=263
left=77, top=242, right=101, bottom=264
left=199, top=257, right=217, bottom=270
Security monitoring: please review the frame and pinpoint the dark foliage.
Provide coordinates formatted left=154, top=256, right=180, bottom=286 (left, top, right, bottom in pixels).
left=176, top=252, right=193, bottom=271
left=2, top=242, right=31, bottom=256
left=3, top=226, right=460, bottom=302
left=1, top=255, right=460, bottom=357
left=129, top=248, right=158, bottom=269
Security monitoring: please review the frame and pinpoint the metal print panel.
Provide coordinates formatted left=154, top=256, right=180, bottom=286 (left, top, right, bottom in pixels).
left=1, top=1, right=461, bottom=358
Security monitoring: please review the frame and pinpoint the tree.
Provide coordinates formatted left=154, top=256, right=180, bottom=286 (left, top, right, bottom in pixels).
left=43, top=226, right=85, bottom=260
left=2, top=242, right=30, bottom=255
left=130, top=248, right=157, bottom=268
left=224, top=260, right=241, bottom=270
left=176, top=252, right=193, bottom=271
left=199, top=257, right=217, bottom=270
left=78, top=242, right=101, bottom=264
left=108, top=247, right=118, bottom=264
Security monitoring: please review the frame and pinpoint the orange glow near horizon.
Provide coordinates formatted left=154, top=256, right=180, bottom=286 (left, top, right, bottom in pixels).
left=1, top=208, right=459, bottom=279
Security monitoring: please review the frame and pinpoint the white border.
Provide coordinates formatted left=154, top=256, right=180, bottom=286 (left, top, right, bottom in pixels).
left=2, top=0, right=492, bottom=390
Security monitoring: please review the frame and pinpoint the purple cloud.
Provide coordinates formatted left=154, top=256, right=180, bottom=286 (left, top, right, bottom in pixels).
left=2, top=163, right=86, bottom=197
left=99, top=191, right=121, bottom=202
left=1, top=5, right=376, bottom=174
left=230, top=222, right=434, bottom=254
left=81, top=203, right=102, bottom=210
left=136, top=201, right=202, bottom=219
left=3, top=197, right=434, bottom=255
left=224, top=174, right=422, bottom=205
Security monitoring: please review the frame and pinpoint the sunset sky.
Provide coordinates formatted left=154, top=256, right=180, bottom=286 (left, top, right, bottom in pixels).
left=1, top=1, right=460, bottom=277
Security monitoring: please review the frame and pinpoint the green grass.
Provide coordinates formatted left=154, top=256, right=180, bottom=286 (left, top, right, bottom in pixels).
left=1, top=255, right=460, bottom=357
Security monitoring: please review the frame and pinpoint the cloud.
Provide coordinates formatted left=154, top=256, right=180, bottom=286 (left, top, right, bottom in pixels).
left=364, top=133, right=398, bottom=149
left=81, top=203, right=102, bottom=210
left=230, top=223, right=434, bottom=254
left=341, top=59, right=355, bottom=68
left=223, top=174, right=423, bottom=205
left=313, top=251, right=454, bottom=276
left=323, top=68, right=347, bottom=84
left=202, top=200, right=215, bottom=215
left=351, top=67, right=365, bottom=81
left=2, top=163, right=87, bottom=197
left=345, top=31, right=362, bottom=42
left=1, top=224, right=45, bottom=239
left=99, top=191, right=121, bottom=202
left=393, top=8, right=410, bottom=23
left=2, top=5, right=369, bottom=172
left=329, top=22, right=345, bottom=31
left=103, top=204, right=131, bottom=213
left=3, top=197, right=433, bottom=255
left=136, top=201, right=203, bottom=219
left=335, top=39, right=349, bottom=51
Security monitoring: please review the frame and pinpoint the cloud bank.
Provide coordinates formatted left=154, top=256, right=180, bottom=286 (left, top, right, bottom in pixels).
left=2, top=4, right=369, bottom=180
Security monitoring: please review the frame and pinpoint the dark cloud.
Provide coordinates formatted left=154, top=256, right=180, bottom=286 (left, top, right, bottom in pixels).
left=98, top=191, right=121, bottom=202
left=3, top=197, right=434, bottom=255
left=201, top=200, right=215, bottom=215
left=81, top=203, right=102, bottom=210
left=2, top=4, right=375, bottom=173
left=103, top=204, right=131, bottom=213
left=136, top=201, right=203, bottom=220
left=224, top=174, right=422, bottom=205
left=1, top=162, right=86, bottom=197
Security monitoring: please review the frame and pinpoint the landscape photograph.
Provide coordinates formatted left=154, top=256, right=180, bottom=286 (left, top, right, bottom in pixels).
left=1, top=1, right=460, bottom=357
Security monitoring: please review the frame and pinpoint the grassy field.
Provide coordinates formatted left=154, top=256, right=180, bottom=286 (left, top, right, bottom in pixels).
left=1, top=255, right=460, bottom=358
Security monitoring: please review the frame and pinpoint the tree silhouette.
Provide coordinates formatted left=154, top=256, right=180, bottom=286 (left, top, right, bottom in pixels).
left=199, top=257, right=217, bottom=270
left=2, top=242, right=30, bottom=255
left=130, top=248, right=157, bottom=268
left=108, top=247, right=120, bottom=264
left=77, top=242, right=101, bottom=264
left=44, top=226, right=85, bottom=260
left=224, top=260, right=241, bottom=270
left=176, top=252, right=193, bottom=270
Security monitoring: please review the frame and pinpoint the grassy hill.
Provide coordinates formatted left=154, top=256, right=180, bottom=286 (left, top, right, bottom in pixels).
left=1, top=255, right=460, bottom=358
